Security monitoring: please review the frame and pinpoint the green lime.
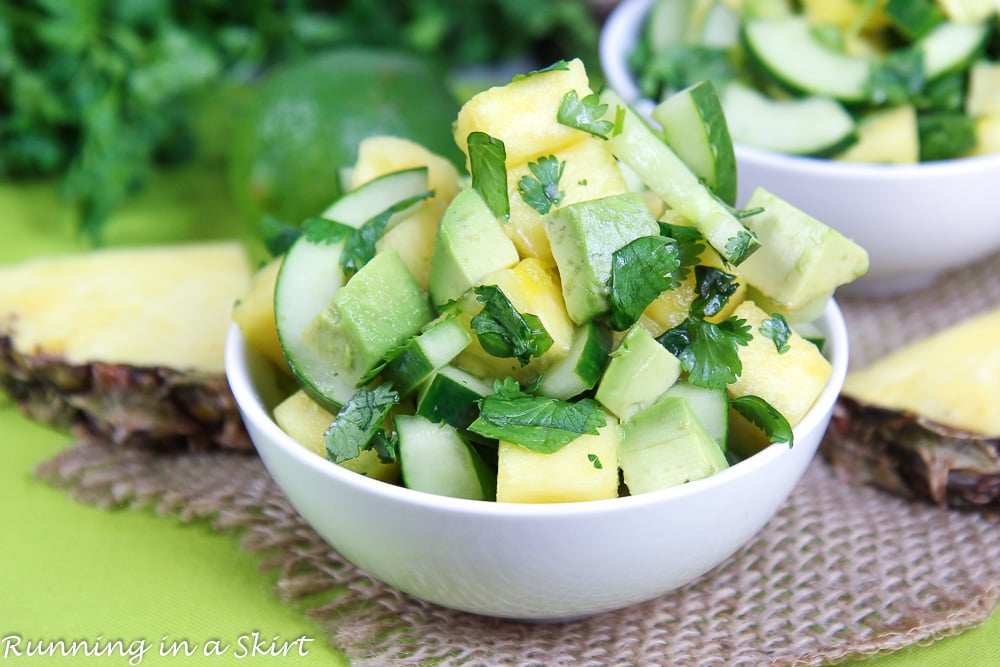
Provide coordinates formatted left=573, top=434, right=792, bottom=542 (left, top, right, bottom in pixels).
left=228, top=49, right=464, bottom=226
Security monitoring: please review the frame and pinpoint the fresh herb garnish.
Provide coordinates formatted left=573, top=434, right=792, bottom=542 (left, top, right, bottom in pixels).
left=760, top=313, right=792, bottom=354
left=325, top=383, right=400, bottom=464
left=557, top=90, right=615, bottom=139
left=868, top=48, right=925, bottom=107
left=302, top=217, right=355, bottom=244
left=467, top=131, right=509, bottom=220
left=259, top=214, right=304, bottom=255
left=469, top=378, right=607, bottom=453
left=658, top=266, right=752, bottom=389
left=511, top=60, right=570, bottom=81
left=338, top=190, right=434, bottom=275
left=471, top=285, right=553, bottom=366
left=731, top=395, right=794, bottom=446
left=517, top=155, right=566, bottom=214
left=723, top=230, right=760, bottom=266
left=588, top=453, right=603, bottom=469
left=607, top=236, right=681, bottom=331
left=658, top=221, right=706, bottom=281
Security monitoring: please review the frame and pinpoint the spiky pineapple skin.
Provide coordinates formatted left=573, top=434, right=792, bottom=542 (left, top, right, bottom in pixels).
left=0, top=333, right=250, bottom=451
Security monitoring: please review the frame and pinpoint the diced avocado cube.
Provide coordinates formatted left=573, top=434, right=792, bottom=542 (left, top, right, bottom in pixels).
left=496, top=414, right=620, bottom=503
left=620, top=395, right=729, bottom=495
left=595, top=324, right=681, bottom=420
left=544, top=192, right=659, bottom=324
left=428, top=187, right=520, bottom=307
left=736, top=188, right=869, bottom=312
left=303, top=250, right=432, bottom=386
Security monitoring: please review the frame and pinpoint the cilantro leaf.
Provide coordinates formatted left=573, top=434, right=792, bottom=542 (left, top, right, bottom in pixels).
left=302, top=217, right=354, bottom=245
left=731, top=395, right=794, bottom=447
left=338, top=190, right=433, bottom=275
left=471, top=285, right=553, bottom=366
left=467, top=131, right=509, bottom=220
left=517, top=155, right=565, bottom=215
left=511, top=60, right=570, bottom=81
left=607, top=236, right=680, bottom=331
left=690, top=266, right=739, bottom=319
left=324, top=383, right=400, bottom=464
left=557, top=90, right=614, bottom=139
left=658, top=221, right=705, bottom=281
left=469, top=381, right=607, bottom=453
left=868, top=47, right=924, bottom=107
left=760, top=313, right=792, bottom=354
left=723, top=230, right=760, bottom=266
left=679, top=317, right=752, bottom=388
left=588, top=453, right=603, bottom=469
left=258, top=214, right=303, bottom=256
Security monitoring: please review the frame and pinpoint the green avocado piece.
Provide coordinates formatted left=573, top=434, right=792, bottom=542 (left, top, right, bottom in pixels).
left=544, top=192, right=659, bottom=325
left=428, top=188, right=520, bottom=307
left=736, top=188, right=869, bottom=312
left=303, top=249, right=433, bottom=386
left=595, top=324, right=681, bottom=420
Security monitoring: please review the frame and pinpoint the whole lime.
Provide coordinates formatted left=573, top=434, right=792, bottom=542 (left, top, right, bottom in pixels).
left=228, top=49, right=465, bottom=226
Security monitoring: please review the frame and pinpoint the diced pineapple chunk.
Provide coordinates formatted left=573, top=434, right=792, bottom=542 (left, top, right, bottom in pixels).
left=970, top=113, right=1000, bottom=155
left=726, top=300, right=832, bottom=427
left=454, top=58, right=594, bottom=168
left=351, top=135, right=461, bottom=206
left=376, top=202, right=443, bottom=290
left=505, top=138, right=629, bottom=261
left=454, top=258, right=575, bottom=382
left=800, top=0, right=889, bottom=31
left=837, top=106, right=919, bottom=164
left=232, top=256, right=287, bottom=370
left=496, top=415, right=620, bottom=503
left=273, top=390, right=400, bottom=482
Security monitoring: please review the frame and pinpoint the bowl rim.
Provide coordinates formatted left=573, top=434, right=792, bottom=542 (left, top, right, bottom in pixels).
left=600, top=0, right=1000, bottom=178
left=225, top=299, right=849, bottom=519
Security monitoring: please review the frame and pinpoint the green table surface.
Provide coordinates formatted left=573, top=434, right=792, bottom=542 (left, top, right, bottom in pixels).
left=1, top=161, right=997, bottom=666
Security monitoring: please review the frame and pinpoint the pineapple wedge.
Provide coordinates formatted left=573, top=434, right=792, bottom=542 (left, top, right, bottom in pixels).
left=0, top=242, right=253, bottom=450
left=823, top=307, right=1000, bottom=511
left=232, top=255, right=285, bottom=370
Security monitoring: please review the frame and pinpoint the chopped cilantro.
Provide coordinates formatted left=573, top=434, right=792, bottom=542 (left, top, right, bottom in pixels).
left=760, top=313, right=792, bottom=354
left=658, top=221, right=706, bottom=281
left=511, top=60, right=570, bottom=81
left=467, top=131, right=509, bottom=220
left=557, top=90, right=615, bottom=139
left=338, top=190, right=434, bottom=275
left=469, top=379, right=607, bottom=453
left=723, top=230, right=760, bottom=266
left=303, top=217, right=354, bottom=245
left=731, top=395, right=794, bottom=447
left=471, top=285, right=553, bottom=366
left=607, top=236, right=680, bottom=331
left=588, top=453, right=603, bottom=469
left=690, top=266, right=740, bottom=319
left=868, top=48, right=925, bottom=107
left=325, top=383, right=400, bottom=464
left=258, top=214, right=303, bottom=256
left=612, top=104, right=626, bottom=138
left=517, top=155, right=566, bottom=215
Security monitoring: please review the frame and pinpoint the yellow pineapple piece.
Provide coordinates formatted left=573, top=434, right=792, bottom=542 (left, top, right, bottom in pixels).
left=726, top=300, right=832, bottom=427
left=232, top=256, right=286, bottom=370
left=351, top=135, right=461, bottom=205
left=800, top=0, right=889, bottom=32
left=454, top=58, right=594, bottom=168
left=837, top=106, right=919, bottom=164
left=843, top=307, right=1000, bottom=436
left=454, top=258, right=575, bottom=382
left=375, top=203, right=443, bottom=290
left=496, top=415, right=620, bottom=503
left=0, top=242, right=252, bottom=449
left=505, top=138, right=629, bottom=261
left=937, top=0, right=995, bottom=22
left=968, top=113, right=1000, bottom=156
left=273, top=390, right=400, bottom=482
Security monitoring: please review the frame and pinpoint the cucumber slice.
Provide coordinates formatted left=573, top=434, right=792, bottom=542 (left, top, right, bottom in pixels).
left=699, top=1, right=742, bottom=48
left=320, top=167, right=429, bottom=228
left=383, top=316, right=473, bottom=396
left=600, top=89, right=759, bottom=266
left=919, top=21, right=990, bottom=80
left=396, top=414, right=495, bottom=500
left=653, top=79, right=738, bottom=204
left=536, top=322, right=612, bottom=400
left=742, top=16, right=872, bottom=102
left=415, top=365, right=493, bottom=432
left=722, top=82, right=857, bottom=157
left=274, top=227, right=356, bottom=412
left=662, top=380, right=729, bottom=451
left=645, top=0, right=695, bottom=51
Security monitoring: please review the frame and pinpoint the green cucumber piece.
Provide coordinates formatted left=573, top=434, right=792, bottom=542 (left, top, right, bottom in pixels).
left=396, top=414, right=496, bottom=500
left=653, top=79, right=738, bottom=204
left=274, top=225, right=355, bottom=412
left=303, top=250, right=433, bottom=388
left=536, top=322, right=613, bottom=400
left=741, top=16, right=872, bottom=103
left=383, top=316, right=472, bottom=396
left=919, top=20, right=990, bottom=80
left=320, top=167, right=429, bottom=229
left=722, top=81, right=857, bottom=157
left=662, top=380, right=729, bottom=451
left=416, top=365, right=493, bottom=432
left=620, top=394, right=729, bottom=494
left=595, top=324, right=681, bottom=421
left=600, top=88, right=759, bottom=266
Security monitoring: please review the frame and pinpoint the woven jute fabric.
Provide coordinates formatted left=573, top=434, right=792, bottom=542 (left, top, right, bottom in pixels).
left=36, top=250, right=1000, bottom=667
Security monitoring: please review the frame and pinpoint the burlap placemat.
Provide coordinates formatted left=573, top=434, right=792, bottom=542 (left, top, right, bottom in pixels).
left=36, top=251, right=1000, bottom=667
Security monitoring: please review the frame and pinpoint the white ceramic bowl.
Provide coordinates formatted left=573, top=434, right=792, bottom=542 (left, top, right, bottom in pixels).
left=224, top=301, right=849, bottom=621
left=601, top=0, right=1000, bottom=296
